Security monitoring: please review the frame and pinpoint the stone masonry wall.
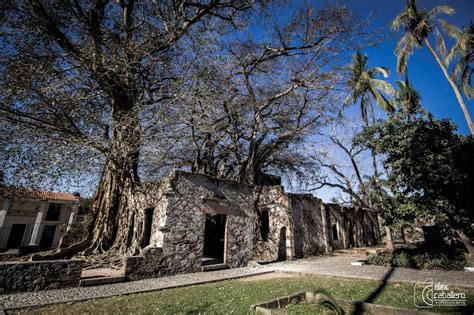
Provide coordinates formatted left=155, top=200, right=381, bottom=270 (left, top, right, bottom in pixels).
left=0, top=259, right=83, bottom=293
left=291, top=194, right=327, bottom=258
left=123, top=171, right=381, bottom=280
left=128, top=171, right=258, bottom=280
left=253, top=185, right=294, bottom=262
left=124, top=247, right=163, bottom=281
left=327, top=205, right=380, bottom=249
left=164, top=172, right=256, bottom=270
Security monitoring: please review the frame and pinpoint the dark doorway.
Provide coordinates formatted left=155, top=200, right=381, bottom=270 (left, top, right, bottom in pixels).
left=277, top=226, right=287, bottom=261
left=348, top=221, right=355, bottom=248
left=257, top=210, right=270, bottom=241
left=141, top=208, right=154, bottom=248
left=203, top=214, right=226, bottom=265
left=39, top=225, right=56, bottom=249
left=332, top=224, right=339, bottom=241
left=7, top=224, right=26, bottom=249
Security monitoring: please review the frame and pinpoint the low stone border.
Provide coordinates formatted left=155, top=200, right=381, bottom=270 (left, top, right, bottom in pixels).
left=251, top=291, right=436, bottom=314
left=0, top=259, right=84, bottom=294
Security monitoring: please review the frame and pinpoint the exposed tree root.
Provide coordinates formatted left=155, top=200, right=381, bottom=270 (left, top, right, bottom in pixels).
left=30, top=236, right=92, bottom=262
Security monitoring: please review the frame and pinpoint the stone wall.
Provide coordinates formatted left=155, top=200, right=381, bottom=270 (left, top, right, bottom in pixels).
left=123, top=171, right=381, bottom=281
left=128, top=171, right=259, bottom=280
left=327, top=205, right=380, bottom=250
left=124, top=247, right=164, bottom=281
left=253, top=185, right=294, bottom=262
left=0, top=259, right=83, bottom=293
left=291, top=194, right=327, bottom=258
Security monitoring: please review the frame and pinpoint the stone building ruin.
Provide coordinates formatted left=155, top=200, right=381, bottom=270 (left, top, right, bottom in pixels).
left=124, top=170, right=380, bottom=280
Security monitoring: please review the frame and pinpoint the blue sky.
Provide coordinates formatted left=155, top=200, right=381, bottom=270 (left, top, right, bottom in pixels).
left=344, top=0, right=474, bottom=135
left=303, top=0, right=474, bottom=202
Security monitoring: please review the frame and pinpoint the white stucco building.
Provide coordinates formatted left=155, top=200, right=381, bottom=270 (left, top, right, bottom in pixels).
left=0, top=186, right=84, bottom=251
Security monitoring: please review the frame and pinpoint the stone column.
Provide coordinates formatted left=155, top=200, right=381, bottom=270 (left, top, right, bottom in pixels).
left=0, top=200, right=10, bottom=248
left=320, top=203, right=331, bottom=253
left=66, top=206, right=78, bottom=232
left=285, top=195, right=295, bottom=260
left=341, top=216, right=349, bottom=249
left=29, top=202, right=48, bottom=245
left=0, top=200, right=9, bottom=228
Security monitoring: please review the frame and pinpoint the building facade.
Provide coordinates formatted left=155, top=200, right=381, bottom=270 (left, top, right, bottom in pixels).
left=124, top=171, right=380, bottom=280
left=0, top=186, right=83, bottom=251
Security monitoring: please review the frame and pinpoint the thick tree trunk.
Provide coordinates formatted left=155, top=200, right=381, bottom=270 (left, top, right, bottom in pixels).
left=84, top=106, right=145, bottom=264
left=32, top=104, right=146, bottom=266
left=424, top=38, right=474, bottom=135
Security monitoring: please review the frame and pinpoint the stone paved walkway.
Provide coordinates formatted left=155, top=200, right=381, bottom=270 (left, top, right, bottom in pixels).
left=0, top=266, right=273, bottom=311
left=267, top=255, right=474, bottom=288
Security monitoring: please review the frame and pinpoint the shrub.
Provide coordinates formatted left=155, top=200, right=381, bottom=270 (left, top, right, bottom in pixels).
left=367, top=247, right=466, bottom=270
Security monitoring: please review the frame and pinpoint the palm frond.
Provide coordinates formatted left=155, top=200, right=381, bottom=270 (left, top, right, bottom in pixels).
left=342, top=94, right=354, bottom=108
left=370, top=87, right=395, bottom=113
left=428, top=5, right=454, bottom=20
left=452, top=57, right=465, bottom=80
left=444, top=45, right=457, bottom=67
left=396, top=51, right=408, bottom=76
left=396, top=80, right=407, bottom=90
left=394, top=33, right=417, bottom=75
left=460, top=60, right=473, bottom=99
left=391, top=12, right=408, bottom=31
left=371, top=66, right=390, bottom=78
left=434, top=28, right=447, bottom=58
left=371, top=79, right=395, bottom=96
left=439, top=20, right=461, bottom=39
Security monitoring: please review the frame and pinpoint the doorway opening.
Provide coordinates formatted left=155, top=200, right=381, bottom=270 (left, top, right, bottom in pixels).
left=141, top=208, right=154, bottom=248
left=202, top=214, right=226, bottom=266
left=6, top=224, right=26, bottom=249
left=39, top=225, right=56, bottom=249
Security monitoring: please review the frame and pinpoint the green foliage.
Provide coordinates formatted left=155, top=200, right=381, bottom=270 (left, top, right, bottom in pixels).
left=356, top=113, right=474, bottom=236
left=367, top=247, right=467, bottom=270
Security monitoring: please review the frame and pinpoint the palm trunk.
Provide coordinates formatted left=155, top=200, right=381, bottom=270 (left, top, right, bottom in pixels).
left=424, top=38, right=474, bottom=135
left=361, top=98, right=392, bottom=250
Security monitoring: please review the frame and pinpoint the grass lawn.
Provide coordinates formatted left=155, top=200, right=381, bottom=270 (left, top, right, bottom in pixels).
left=11, top=274, right=474, bottom=314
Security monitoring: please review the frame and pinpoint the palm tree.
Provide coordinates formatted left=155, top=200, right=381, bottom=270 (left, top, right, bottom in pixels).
left=344, top=52, right=395, bottom=126
left=392, top=0, right=474, bottom=135
left=394, top=75, right=422, bottom=118
left=344, top=51, right=395, bottom=252
left=442, top=21, right=474, bottom=100
left=393, top=74, right=434, bottom=122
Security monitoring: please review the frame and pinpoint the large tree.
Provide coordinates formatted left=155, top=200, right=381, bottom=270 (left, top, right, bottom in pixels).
left=0, top=0, right=257, bottom=264
left=171, top=4, right=360, bottom=184
left=0, top=1, right=367, bottom=265
left=392, top=0, right=474, bottom=134
left=358, top=109, right=474, bottom=254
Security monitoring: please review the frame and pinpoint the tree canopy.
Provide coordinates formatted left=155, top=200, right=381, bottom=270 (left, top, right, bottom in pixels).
left=357, top=111, right=474, bottom=238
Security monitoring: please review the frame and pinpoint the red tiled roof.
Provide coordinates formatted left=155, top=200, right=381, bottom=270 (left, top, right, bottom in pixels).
left=0, top=186, right=79, bottom=202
